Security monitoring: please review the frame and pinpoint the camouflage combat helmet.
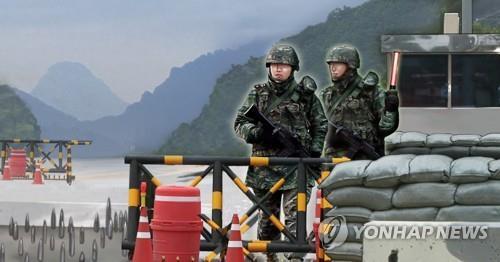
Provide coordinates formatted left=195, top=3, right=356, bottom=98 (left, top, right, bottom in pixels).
left=265, top=44, right=300, bottom=71
left=325, top=45, right=360, bottom=69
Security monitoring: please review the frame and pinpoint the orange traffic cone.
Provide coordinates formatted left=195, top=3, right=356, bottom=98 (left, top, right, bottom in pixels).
left=225, top=214, right=244, bottom=262
left=3, top=160, right=11, bottom=180
left=33, top=162, right=43, bottom=184
left=132, top=184, right=153, bottom=262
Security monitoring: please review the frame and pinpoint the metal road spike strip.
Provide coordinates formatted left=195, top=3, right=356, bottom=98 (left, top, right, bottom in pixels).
left=121, top=226, right=128, bottom=256
left=8, top=217, right=14, bottom=236
left=31, top=227, right=36, bottom=244
left=25, top=214, right=30, bottom=233
left=0, top=243, right=5, bottom=262
left=37, top=239, right=44, bottom=262
left=93, top=214, right=99, bottom=233
left=68, top=217, right=74, bottom=235
left=78, top=251, right=85, bottom=262
left=69, top=232, right=75, bottom=258
left=105, top=198, right=111, bottom=233
left=107, top=221, right=113, bottom=240
left=24, top=253, right=29, bottom=262
left=59, top=209, right=64, bottom=228
left=18, top=238, right=24, bottom=256
left=42, top=220, right=47, bottom=243
left=79, top=227, right=85, bottom=245
left=50, top=209, right=56, bottom=229
left=113, top=212, right=119, bottom=232
left=13, top=222, right=19, bottom=240
left=50, top=235, right=55, bottom=251
left=99, top=228, right=105, bottom=249
left=118, top=211, right=124, bottom=232
left=59, top=242, right=66, bottom=262
left=91, top=240, right=98, bottom=262
left=58, top=220, right=65, bottom=239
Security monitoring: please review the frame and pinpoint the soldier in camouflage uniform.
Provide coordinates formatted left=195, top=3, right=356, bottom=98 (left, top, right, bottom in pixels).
left=234, top=44, right=327, bottom=261
left=320, top=45, right=399, bottom=159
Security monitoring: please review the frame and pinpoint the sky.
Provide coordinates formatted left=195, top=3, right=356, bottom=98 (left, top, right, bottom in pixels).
left=0, top=0, right=365, bottom=103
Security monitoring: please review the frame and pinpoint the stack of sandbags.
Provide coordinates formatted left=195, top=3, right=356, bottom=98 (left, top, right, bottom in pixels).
left=318, top=153, right=500, bottom=261
left=385, top=132, right=500, bottom=159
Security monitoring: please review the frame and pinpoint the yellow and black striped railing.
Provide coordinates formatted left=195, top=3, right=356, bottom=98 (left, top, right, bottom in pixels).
left=0, top=139, right=91, bottom=184
left=123, top=155, right=350, bottom=260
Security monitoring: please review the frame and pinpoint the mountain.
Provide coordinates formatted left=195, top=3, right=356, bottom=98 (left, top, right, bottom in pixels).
left=0, top=85, right=40, bottom=139
left=77, top=40, right=271, bottom=155
left=14, top=88, right=125, bottom=157
left=159, top=0, right=455, bottom=155
left=31, top=62, right=128, bottom=121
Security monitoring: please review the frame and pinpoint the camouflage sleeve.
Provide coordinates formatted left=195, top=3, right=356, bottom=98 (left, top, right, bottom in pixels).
left=308, top=95, right=328, bottom=155
left=373, top=85, right=399, bottom=136
left=234, top=88, right=258, bottom=143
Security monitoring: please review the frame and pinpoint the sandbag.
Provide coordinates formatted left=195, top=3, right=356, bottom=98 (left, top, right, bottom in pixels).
left=364, top=154, right=414, bottom=187
left=325, top=207, right=372, bottom=223
left=451, top=134, right=480, bottom=146
left=399, top=131, right=427, bottom=147
left=319, top=160, right=372, bottom=190
left=389, top=147, right=431, bottom=156
left=455, top=181, right=500, bottom=205
left=403, top=155, right=452, bottom=183
left=325, top=242, right=362, bottom=262
left=488, top=160, right=500, bottom=179
left=326, top=187, right=394, bottom=211
left=430, top=146, right=470, bottom=159
left=384, top=131, right=403, bottom=151
left=449, top=157, right=493, bottom=183
left=470, top=146, right=500, bottom=159
left=392, top=183, right=456, bottom=208
left=371, top=207, right=438, bottom=221
left=436, top=206, right=500, bottom=221
left=426, top=133, right=452, bottom=147
left=479, top=133, right=500, bottom=146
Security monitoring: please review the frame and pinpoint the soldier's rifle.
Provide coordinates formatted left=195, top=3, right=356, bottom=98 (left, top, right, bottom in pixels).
left=325, top=121, right=381, bottom=160
left=244, top=104, right=310, bottom=158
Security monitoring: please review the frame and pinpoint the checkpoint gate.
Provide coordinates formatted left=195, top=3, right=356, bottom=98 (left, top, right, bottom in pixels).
left=0, top=139, right=92, bottom=184
left=122, top=155, right=349, bottom=260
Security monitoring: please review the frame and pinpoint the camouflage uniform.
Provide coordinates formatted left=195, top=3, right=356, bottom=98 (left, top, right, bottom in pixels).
left=320, top=45, right=399, bottom=159
left=234, top=44, right=327, bottom=260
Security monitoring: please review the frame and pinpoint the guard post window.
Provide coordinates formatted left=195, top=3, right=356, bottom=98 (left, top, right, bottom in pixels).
left=397, top=53, right=500, bottom=108
left=398, top=55, right=448, bottom=107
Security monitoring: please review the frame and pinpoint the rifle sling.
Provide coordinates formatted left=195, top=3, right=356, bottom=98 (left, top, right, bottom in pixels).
left=263, top=86, right=296, bottom=115
left=327, top=77, right=362, bottom=119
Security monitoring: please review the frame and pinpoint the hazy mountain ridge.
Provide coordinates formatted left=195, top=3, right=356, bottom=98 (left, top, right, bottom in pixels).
left=31, top=61, right=128, bottom=121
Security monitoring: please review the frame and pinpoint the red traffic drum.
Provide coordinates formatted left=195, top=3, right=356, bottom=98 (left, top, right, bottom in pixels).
left=8, top=149, right=26, bottom=177
left=151, top=186, right=202, bottom=262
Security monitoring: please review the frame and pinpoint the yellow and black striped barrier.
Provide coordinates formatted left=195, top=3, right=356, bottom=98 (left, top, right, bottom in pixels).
left=0, top=139, right=92, bottom=185
left=123, top=154, right=350, bottom=259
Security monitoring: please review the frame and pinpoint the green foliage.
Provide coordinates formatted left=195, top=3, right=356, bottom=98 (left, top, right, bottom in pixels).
left=473, top=22, right=500, bottom=33
left=160, top=0, right=449, bottom=156
left=0, top=85, right=41, bottom=139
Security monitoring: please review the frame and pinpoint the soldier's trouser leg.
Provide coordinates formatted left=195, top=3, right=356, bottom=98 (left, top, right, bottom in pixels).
left=283, top=187, right=312, bottom=260
left=253, top=188, right=282, bottom=261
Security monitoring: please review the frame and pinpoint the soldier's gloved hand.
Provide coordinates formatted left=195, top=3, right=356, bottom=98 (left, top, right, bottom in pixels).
left=246, top=126, right=264, bottom=144
left=385, top=90, right=399, bottom=112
